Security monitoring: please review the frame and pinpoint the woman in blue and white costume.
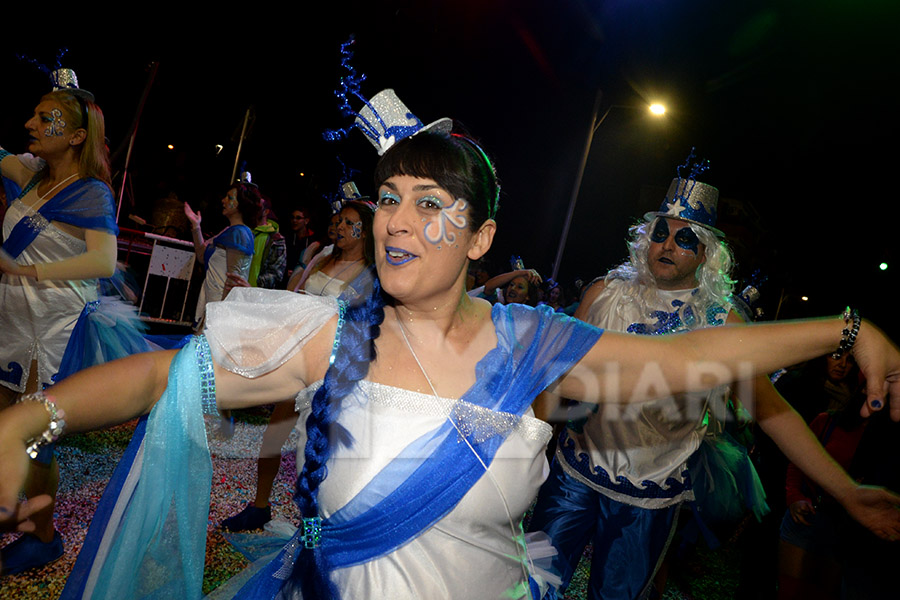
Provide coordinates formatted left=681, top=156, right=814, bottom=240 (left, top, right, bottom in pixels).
left=3, top=130, right=900, bottom=600
left=0, top=79, right=152, bottom=574
left=185, top=181, right=259, bottom=331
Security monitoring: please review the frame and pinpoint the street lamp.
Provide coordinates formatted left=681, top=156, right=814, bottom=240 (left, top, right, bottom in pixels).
left=550, top=93, right=667, bottom=281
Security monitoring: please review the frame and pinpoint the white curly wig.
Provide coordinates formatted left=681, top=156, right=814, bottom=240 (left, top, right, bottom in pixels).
left=604, top=217, right=736, bottom=326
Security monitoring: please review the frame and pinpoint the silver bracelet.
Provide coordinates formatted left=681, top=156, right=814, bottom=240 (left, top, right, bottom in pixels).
left=17, top=391, right=67, bottom=459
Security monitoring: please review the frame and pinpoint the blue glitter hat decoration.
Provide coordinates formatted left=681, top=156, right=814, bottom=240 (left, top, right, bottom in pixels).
left=18, top=48, right=95, bottom=102
left=324, top=157, right=368, bottom=214
left=644, top=148, right=723, bottom=237
left=323, top=37, right=452, bottom=155
left=732, top=269, right=768, bottom=322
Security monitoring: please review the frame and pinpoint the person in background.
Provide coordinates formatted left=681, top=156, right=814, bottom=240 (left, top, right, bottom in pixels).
left=529, top=158, right=897, bottom=600
left=184, top=181, right=260, bottom=331
left=221, top=199, right=375, bottom=532
left=281, top=205, right=320, bottom=289
left=247, top=189, right=286, bottom=290
left=287, top=182, right=368, bottom=293
left=473, top=265, right=542, bottom=306
left=0, top=69, right=153, bottom=574
left=777, top=393, right=869, bottom=599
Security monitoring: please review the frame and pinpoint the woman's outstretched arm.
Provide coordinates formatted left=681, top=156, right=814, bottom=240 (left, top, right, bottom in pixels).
left=0, top=315, right=336, bottom=530
left=559, top=315, right=900, bottom=418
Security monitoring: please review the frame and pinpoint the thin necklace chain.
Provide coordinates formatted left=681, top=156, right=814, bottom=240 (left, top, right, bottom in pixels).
left=38, top=173, right=79, bottom=201
left=395, top=313, right=439, bottom=397
left=393, top=310, right=534, bottom=596
left=323, top=257, right=363, bottom=289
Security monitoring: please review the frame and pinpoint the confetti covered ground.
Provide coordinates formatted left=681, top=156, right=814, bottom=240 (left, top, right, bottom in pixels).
left=1, top=407, right=746, bottom=599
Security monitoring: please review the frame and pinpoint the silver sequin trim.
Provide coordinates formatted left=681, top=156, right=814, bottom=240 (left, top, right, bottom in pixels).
left=195, top=335, right=217, bottom=415
left=16, top=202, right=83, bottom=254
left=24, top=211, right=50, bottom=237
left=273, top=537, right=300, bottom=579
left=295, top=380, right=551, bottom=444
left=329, top=299, right=347, bottom=366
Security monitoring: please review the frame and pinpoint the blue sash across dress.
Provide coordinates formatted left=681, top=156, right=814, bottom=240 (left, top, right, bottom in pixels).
left=63, top=293, right=603, bottom=599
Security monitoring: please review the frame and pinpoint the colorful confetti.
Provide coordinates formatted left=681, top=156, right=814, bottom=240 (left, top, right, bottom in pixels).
left=1, top=411, right=739, bottom=598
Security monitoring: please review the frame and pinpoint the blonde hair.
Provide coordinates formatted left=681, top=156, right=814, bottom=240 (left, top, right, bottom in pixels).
left=41, top=89, right=112, bottom=187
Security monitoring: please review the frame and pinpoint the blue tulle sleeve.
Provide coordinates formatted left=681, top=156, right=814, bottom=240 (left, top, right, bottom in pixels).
left=39, top=178, right=118, bottom=234
left=213, top=225, right=255, bottom=256
left=2, top=178, right=117, bottom=259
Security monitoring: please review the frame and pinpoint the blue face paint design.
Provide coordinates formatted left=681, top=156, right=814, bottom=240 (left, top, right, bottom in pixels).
left=423, top=197, right=468, bottom=246
left=348, top=219, right=362, bottom=239
left=650, top=218, right=670, bottom=244
left=650, top=219, right=700, bottom=254
left=44, top=108, right=67, bottom=137
left=377, top=188, right=469, bottom=248
left=378, top=191, right=400, bottom=207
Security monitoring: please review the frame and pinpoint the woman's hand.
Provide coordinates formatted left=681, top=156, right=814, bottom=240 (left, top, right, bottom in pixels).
left=0, top=249, right=21, bottom=276
left=224, top=272, right=250, bottom=297
left=0, top=414, right=52, bottom=539
left=0, top=249, right=37, bottom=278
left=184, top=202, right=202, bottom=229
left=788, top=500, right=816, bottom=526
left=841, top=485, right=900, bottom=542
left=521, top=269, right=542, bottom=285
left=852, top=320, right=900, bottom=420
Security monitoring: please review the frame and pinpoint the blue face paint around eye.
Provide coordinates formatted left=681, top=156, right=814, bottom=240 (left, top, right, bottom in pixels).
left=650, top=219, right=700, bottom=254
left=673, top=227, right=700, bottom=254
left=418, top=195, right=445, bottom=209
left=650, top=219, right=670, bottom=244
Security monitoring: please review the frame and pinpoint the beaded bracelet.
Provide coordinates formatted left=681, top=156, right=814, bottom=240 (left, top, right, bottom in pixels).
left=17, top=391, right=66, bottom=459
left=832, top=306, right=861, bottom=359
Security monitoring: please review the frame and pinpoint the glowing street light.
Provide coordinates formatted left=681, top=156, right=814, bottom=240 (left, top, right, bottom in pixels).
left=551, top=97, right=667, bottom=280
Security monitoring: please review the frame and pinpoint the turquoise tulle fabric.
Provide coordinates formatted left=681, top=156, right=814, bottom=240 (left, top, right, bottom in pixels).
left=55, top=295, right=159, bottom=382
left=688, top=430, right=769, bottom=526
left=78, top=337, right=213, bottom=599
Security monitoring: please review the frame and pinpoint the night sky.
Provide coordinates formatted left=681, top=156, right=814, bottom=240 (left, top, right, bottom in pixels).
left=2, top=0, right=898, bottom=336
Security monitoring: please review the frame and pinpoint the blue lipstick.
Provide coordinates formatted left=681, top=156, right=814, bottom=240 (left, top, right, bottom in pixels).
left=385, top=246, right=417, bottom=266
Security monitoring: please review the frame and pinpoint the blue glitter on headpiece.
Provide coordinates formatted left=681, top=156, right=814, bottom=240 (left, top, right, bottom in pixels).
left=17, top=48, right=69, bottom=80
left=323, top=37, right=452, bottom=155
left=732, top=269, right=768, bottom=322
left=676, top=147, right=710, bottom=184
left=325, top=157, right=366, bottom=214
left=645, top=147, right=723, bottom=237
left=322, top=37, right=369, bottom=144
left=16, top=47, right=95, bottom=106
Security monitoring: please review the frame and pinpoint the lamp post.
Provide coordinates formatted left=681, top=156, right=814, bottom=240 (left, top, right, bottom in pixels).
left=550, top=93, right=666, bottom=281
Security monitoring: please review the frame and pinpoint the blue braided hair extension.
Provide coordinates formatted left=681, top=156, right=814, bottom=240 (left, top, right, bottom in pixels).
left=287, top=275, right=386, bottom=599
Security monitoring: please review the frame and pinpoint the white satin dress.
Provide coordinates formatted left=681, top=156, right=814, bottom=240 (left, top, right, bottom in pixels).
left=0, top=193, right=99, bottom=391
